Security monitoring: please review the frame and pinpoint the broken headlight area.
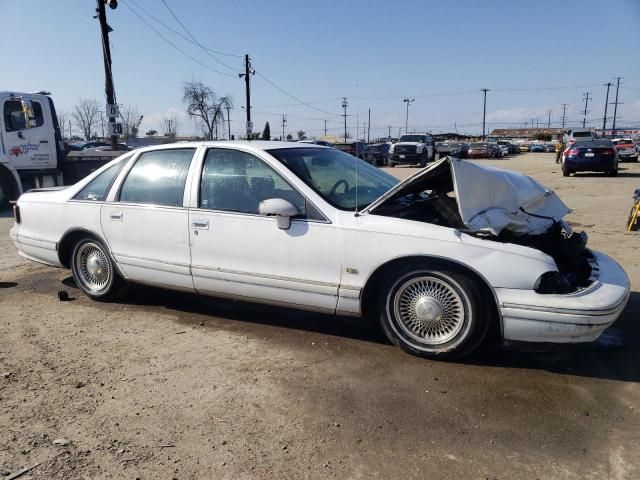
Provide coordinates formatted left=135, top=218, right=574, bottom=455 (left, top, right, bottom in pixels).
left=494, top=222, right=593, bottom=293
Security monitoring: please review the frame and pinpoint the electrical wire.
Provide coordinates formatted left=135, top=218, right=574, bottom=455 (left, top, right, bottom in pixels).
left=123, top=0, right=242, bottom=58
left=254, top=71, right=342, bottom=117
left=122, top=1, right=236, bottom=78
left=159, top=0, right=242, bottom=73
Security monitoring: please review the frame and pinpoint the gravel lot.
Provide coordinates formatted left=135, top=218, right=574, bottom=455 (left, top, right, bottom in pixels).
left=1, top=152, right=639, bottom=479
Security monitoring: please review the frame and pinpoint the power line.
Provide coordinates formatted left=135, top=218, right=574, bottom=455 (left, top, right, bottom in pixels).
left=122, top=1, right=236, bottom=77
left=560, top=104, right=569, bottom=128
left=159, top=0, right=241, bottom=73
left=582, top=92, right=591, bottom=128
left=611, top=77, right=623, bottom=135
left=602, top=82, right=612, bottom=131
left=123, top=0, right=242, bottom=57
left=254, top=70, right=341, bottom=117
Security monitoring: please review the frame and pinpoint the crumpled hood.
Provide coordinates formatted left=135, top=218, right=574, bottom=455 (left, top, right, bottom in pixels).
left=365, top=157, right=571, bottom=236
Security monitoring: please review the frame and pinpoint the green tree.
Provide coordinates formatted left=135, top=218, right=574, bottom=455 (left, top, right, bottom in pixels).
left=532, top=132, right=552, bottom=142
left=297, top=130, right=306, bottom=140
left=262, top=122, right=271, bottom=140
left=146, top=129, right=158, bottom=136
left=286, top=133, right=293, bottom=141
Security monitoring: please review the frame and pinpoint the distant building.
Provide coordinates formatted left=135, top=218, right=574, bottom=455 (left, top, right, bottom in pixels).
left=489, top=128, right=566, bottom=140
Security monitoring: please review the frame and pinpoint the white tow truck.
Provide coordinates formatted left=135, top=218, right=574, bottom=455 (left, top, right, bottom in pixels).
left=0, top=91, right=118, bottom=209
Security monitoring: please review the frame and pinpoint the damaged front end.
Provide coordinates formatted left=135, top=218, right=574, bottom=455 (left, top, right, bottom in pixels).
left=365, top=157, right=594, bottom=293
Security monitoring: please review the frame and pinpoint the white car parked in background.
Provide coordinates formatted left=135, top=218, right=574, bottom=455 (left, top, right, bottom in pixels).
left=10, top=142, right=630, bottom=359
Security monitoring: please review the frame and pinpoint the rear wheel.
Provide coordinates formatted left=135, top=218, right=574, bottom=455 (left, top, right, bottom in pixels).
left=377, top=263, right=490, bottom=359
left=71, top=237, right=126, bottom=301
left=389, top=162, right=396, bottom=168
left=562, top=165, right=571, bottom=177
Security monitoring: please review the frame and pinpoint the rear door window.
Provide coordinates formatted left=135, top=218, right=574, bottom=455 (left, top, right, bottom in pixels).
left=118, top=149, right=195, bottom=207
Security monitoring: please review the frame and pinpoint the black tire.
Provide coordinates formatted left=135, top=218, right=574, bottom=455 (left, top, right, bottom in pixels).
left=0, top=174, right=14, bottom=211
left=562, top=164, right=571, bottom=177
left=70, top=236, right=126, bottom=301
left=419, top=153, right=428, bottom=168
left=389, top=162, right=396, bottom=168
left=377, top=262, right=490, bottom=360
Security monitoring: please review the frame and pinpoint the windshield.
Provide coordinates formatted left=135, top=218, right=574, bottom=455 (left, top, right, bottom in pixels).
left=573, top=140, right=614, bottom=148
left=399, top=135, right=428, bottom=143
left=267, top=147, right=399, bottom=210
left=613, top=139, right=633, bottom=145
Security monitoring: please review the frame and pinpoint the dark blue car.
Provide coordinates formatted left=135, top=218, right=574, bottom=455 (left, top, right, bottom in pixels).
left=562, top=139, right=619, bottom=177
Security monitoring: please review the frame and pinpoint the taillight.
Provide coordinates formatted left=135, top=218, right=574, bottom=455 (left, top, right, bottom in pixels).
left=12, top=203, right=21, bottom=224
left=568, top=149, right=580, bottom=155
left=602, top=149, right=615, bottom=155
left=569, top=139, right=576, bottom=144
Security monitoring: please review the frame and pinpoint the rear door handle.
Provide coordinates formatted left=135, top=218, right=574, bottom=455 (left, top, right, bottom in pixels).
left=192, top=220, right=209, bottom=229
left=110, top=212, right=123, bottom=221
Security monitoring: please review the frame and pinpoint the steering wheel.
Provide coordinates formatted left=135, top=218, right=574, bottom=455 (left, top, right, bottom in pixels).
left=329, top=179, right=350, bottom=197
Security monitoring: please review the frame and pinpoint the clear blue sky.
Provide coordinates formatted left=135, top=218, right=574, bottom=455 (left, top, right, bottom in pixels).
left=1, top=0, right=639, bottom=139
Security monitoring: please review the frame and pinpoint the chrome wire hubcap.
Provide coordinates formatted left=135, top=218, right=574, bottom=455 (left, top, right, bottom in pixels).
left=76, top=243, right=111, bottom=292
left=393, top=276, right=464, bottom=345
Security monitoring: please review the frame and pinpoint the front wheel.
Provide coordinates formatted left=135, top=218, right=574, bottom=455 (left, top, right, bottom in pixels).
left=377, top=264, right=490, bottom=359
left=71, top=237, right=126, bottom=301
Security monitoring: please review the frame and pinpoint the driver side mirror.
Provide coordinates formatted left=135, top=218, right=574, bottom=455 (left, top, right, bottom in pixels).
left=259, top=198, right=298, bottom=230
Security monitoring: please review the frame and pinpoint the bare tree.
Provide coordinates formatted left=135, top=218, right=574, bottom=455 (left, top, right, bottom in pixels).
left=183, top=81, right=232, bottom=140
left=56, top=110, right=70, bottom=140
left=162, top=115, right=178, bottom=137
left=121, top=106, right=144, bottom=140
left=72, top=99, right=101, bottom=140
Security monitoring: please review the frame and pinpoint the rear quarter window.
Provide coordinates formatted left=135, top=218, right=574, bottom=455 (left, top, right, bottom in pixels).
left=74, top=158, right=128, bottom=201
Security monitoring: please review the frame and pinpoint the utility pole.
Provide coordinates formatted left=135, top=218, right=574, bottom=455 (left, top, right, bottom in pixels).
left=560, top=103, right=568, bottom=129
left=96, top=0, right=119, bottom=150
left=225, top=104, right=231, bottom=139
left=481, top=89, right=489, bottom=140
left=388, top=126, right=392, bottom=140
left=546, top=110, right=552, bottom=128
left=239, top=54, right=254, bottom=138
left=602, top=82, right=612, bottom=134
left=536, top=117, right=539, bottom=129
left=367, top=108, right=371, bottom=143
left=582, top=92, right=591, bottom=128
left=403, top=98, right=414, bottom=135
left=281, top=114, right=287, bottom=141
left=611, top=76, right=623, bottom=136
left=341, top=97, right=348, bottom=142
left=323, top=119, right=327, bottom=136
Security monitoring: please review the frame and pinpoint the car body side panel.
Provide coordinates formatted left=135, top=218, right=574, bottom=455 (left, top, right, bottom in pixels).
left=335, top=212, right=557, bottom=315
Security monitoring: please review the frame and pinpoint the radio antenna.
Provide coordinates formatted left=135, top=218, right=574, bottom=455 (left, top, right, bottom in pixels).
left=354, top=142, right=359, bottom=216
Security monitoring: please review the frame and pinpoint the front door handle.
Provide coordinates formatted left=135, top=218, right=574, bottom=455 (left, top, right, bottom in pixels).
left=110, top=212, right=123, bottom=221
left=192, top=220, right=209, bottom=229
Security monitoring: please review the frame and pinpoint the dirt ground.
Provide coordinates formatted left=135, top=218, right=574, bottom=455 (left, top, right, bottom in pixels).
left=1, top=152, right=639, bottom=479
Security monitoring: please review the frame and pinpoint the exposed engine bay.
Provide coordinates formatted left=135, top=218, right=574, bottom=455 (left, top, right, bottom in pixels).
left=369, top=157, right=593, bottom=293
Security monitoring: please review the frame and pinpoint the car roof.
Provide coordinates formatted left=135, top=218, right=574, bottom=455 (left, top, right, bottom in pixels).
left=130, top=140, right=326, bottom=155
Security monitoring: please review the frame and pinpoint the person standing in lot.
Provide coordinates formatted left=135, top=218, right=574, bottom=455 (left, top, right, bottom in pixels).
left=555, top=137, right=565, bottom=164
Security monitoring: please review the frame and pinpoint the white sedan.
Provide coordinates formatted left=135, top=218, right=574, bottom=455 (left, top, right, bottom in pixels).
left=10, top=142, right=630, bottom=359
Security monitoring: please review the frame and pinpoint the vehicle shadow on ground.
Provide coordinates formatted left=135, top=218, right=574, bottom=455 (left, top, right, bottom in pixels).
left=572, top=169, right=640, bottom=178
left=467, top=290, right=640, bottom=383
left=62, top=276, right=640, bottom=382
left=61, top=275, right=387, bottom=345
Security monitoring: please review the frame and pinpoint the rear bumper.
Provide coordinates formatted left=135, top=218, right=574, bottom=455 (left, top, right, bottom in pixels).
left=564, top=157, right=616, bottom=171
left=497, top=252, right=630, bottom=343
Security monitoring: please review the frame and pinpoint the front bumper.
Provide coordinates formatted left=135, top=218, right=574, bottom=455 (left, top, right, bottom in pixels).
left=497, top=252, right=630, bottom=343
left=389, top=152, right=423, bottom=164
